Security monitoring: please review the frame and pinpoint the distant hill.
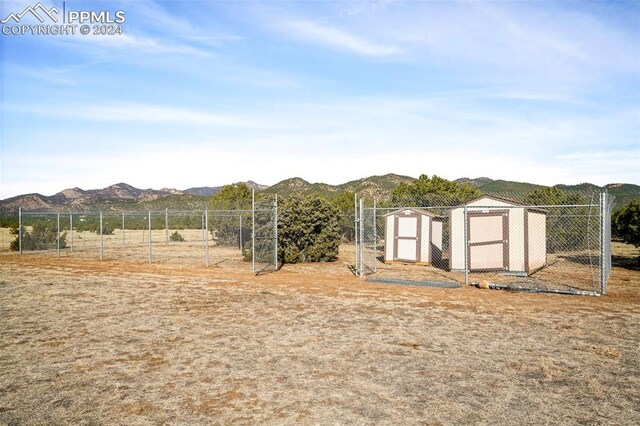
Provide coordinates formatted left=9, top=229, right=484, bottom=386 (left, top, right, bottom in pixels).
left=456, top=178, right=544, bottom=194
left=184, top=180, right=268, bottom=196
left=0, top=183, right=185, bottom=213
left=601, top=183, right=640, bottom=206
left=1, top=176, right=638, bottom=214
left=455, top=177, right=640, bottom=206
left=263, top=174, right=415, bottom=199
left=183, top=186, right=221, bottom=196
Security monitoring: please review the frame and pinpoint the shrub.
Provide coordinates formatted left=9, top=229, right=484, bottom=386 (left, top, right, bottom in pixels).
left=10, top=221, right=67, bottom=251
left=169, top=231, right=185, bottom=242
left=612, top=200, right=640, bottom=248
left=278, top=195, right=341, bottom=263
left=101, top=225, right=115, bottom=235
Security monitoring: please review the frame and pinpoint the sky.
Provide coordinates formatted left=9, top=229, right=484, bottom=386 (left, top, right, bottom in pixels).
left=0, top=0, right=638, bottom=198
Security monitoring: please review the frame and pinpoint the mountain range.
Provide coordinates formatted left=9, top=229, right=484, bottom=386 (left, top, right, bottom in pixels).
left=1, top=175, right=638, bottom=213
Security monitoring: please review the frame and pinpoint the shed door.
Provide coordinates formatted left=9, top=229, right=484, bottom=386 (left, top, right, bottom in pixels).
left=394, top=214, right=421, bottom=262
left=467, top=211, right=509, bottom=271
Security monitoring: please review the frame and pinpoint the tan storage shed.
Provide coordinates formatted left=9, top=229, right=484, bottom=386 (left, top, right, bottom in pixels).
left=449, top=196, right=547, bottom=274
left=384, top=208, right=443, bottom=265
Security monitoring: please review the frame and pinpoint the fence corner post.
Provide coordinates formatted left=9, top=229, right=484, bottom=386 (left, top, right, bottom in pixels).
left=359, top=198, right=364, bottom=276
left=205, top=209, right=209, bottom=267
left=148, top=210, right=152, bottom=264
left=463, top=204, right=468, bottom=286
left=252, top=190, right=255, bottom=274
left=57, top=212, right=60, bottom=258
left=18, top=207, right=22, bottom=254
left=99, top=211, right=103, bottom=261
left=274, top=194, right=278, bottom=270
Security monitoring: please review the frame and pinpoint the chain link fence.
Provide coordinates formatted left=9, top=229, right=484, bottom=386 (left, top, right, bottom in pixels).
left=14, top=192, right=277, bottom=275
left=356, top=191, right=614, bottom=295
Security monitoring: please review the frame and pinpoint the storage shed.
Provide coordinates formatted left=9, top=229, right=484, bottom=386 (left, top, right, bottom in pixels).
left=384, top=208, right=443, bottom=265
left=449, top=196, right=547, bottom=274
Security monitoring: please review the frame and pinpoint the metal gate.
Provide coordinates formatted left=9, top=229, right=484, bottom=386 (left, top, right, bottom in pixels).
left=252, top=191, right=278, bottom=274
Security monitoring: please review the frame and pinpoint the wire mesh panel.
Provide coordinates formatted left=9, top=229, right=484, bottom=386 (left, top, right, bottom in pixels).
left=252, top=192, right=278, bottom=274
left=358, top=195, right=463, bottom=288
left=356, top=191, right=614, bottom=294
left=160, top=210, right=209, bottom=265
left=15, top=207, right=261, bottom=272
left=205, top=210, right=250, bottom=268
left=463, top=203, right=601, bottom=294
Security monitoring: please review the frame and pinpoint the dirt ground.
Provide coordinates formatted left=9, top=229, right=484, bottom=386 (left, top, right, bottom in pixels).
left=0, top=243, right=639, bottom=424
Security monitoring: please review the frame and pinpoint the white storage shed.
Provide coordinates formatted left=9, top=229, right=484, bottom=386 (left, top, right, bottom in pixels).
left=449, top=195, right=547, bottom=274
left=384, top=208, right=443, bottom=265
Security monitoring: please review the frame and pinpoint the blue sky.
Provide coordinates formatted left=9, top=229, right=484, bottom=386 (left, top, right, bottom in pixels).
left=0, top=0, right=638, bottom=198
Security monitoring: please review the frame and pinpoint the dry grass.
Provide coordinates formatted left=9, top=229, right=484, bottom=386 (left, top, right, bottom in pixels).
left=0, top=243, right=639, bottom=424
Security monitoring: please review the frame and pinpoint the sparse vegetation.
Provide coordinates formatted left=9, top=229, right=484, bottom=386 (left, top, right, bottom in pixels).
left=169, top=231, right=185, bottom=242
left=0, top=246, right=638, bottom=424
left=10, top=221, right=67, bottom=251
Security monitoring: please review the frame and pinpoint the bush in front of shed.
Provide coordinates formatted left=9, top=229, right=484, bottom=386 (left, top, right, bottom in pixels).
left=278, top=195, right=341, bottom=263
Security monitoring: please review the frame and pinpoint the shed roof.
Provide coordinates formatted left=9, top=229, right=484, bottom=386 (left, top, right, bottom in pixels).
left=454, top=195, right=547, bottom=214
left=463, top=194, right=525, bottom=207
left=383, top=207, right=438, bottom=218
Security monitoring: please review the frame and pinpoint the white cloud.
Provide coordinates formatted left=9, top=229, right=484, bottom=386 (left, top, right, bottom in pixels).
left=280, top=19, right=400, bottom=57
left=4, top=102, right=269, bottom=128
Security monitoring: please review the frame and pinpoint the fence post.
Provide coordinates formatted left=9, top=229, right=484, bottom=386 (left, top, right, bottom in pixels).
left=354, top=194, right=358, bottom=275
left=359, top=198, right=364, bottom=276
left=165, top=208, right=168, bottom=245
left=252, top=190, right=255, bottom=274
left=122, top=211, right=125, bottom=249
left=57, top=212, right=60, bottom=258
left=99, top=211, right=103, bottom=261
left=18, top=207, right=22, bottom=254
left=202, top=213, right=205, bottom=246
left=373, top=198, right=377, bottom=274
left=148, top=210, right=152, bottom=263
left=463, top=205, right=468, bottom=286
left=600, top=192, right=606, bottom=294
left=69, top=213, right=73, bottom=252
left=205, top=209, right=209, bottom=267
left=274, top=194, right=278, bottom=270
left=239, top=214, right=243, bottom=250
